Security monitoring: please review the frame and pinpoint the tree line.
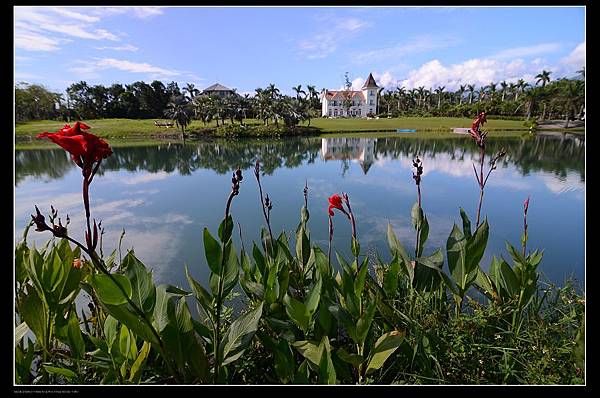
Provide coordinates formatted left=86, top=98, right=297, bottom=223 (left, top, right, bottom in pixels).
left=15, top=68, right=584, bottom=126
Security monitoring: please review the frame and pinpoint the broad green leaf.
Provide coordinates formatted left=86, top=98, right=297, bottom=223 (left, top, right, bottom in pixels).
left=185, top=265, right=213, bottom=317
left=354, top=259, right=369, bottom=298
left=119, top=324, right=137, bottom=362
left=337, top=348, right=364, bottom=367
left=91, top=274, right=132, bottom=306
left=43, top=365, right=77, bottom=380
left=258, top=331, right=295, bottom=383
left=218, top=215, right=234, bottom=243
left=383, top=255, right=400, bottom=296
left=305, top=278, right=322, bottom=316
left=203, top=228, right=222, bottom=275
left=67, top=309, right=85, bottom=359
left=129, top=341, right=151, bottom=383
left=387, top=224, right=410, bottom=265
left=222, top=242, right=240, bottom=298
left=317, top=336, right=336, bottom=385
left=294, top=359, right=310, bottom=384
left=411, top=202, right=423, bottom=230
left=221, top=302, right=264, bottom=365
left=366, top=330, right=405, bottom=374
left=459, top=208, right=472, bottom=238
left=292, top=340, right=321, bottom=366
left=356, top=300, right=377, bottom=345
left=283, top=294, right=309, bottom=332
left=20, top=287, right=47, bottom=346
left=104, top=315, right=119, bottom=355
left=123, top=251, right=156, bottom=314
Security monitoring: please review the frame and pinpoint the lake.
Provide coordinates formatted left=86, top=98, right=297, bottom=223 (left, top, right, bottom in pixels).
left=15, top=133, right=585, bottom=291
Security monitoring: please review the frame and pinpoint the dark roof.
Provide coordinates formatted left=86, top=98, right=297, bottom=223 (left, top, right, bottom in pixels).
left=362, top=73, right=379, bottom=89
left=203, top=83, right=234, bottom=92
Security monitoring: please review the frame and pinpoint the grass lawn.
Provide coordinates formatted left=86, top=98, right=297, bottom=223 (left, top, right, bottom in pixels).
left=15, top=117, right=533, bottom=139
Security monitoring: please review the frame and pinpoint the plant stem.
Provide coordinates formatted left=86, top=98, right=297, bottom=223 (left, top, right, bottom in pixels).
left=475, top=147, right=485, bottom=227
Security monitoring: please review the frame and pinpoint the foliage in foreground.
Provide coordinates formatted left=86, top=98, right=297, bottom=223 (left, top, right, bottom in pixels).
left=15, top=120, right=584, bottom=385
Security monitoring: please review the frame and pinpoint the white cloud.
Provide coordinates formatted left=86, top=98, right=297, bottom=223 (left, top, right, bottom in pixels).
left=395, top=57, right=544, bottom=91
left=560, top=42, right=585, bottom=72
left=95, top=44, right=139, bottom=52
left=353, top=35, right=462, bottom=64
left=92, top=7, right=164, bottom=19
left=15, top=30, right=62, bottom=51
left=14, top=6, right=121, bottom=52
left=298, top=17, right=370, bottom=60
left=491, top=43, right=562, bottom=60
left=68, top=58, right=181, bottom=79
left=50, top=8, right=101, bottom=23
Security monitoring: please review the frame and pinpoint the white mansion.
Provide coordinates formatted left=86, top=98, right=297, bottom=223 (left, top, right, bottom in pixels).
left=321, top=73, right=380, bottom=118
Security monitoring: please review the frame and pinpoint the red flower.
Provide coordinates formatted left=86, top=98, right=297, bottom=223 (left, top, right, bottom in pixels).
left=37, top=123, right=112, bottom=171
left=328, top=194, right=344, bottom=216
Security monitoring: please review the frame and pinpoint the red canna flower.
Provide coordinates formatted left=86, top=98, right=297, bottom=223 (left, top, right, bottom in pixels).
left=72, top=258, right=82, bottom=269
left=469, top=112, right=488, bottom=148
left=328, top=194, right=344, bottom=216
left=37, top=123, right=112, bottom=174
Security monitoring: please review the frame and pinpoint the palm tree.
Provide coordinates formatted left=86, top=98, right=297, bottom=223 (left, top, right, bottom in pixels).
left=435, top=86, right=445, bottom=108
left=292, top=84, right=306, bottom=100
left=487, top=82, right=497, bottom=101
left=306, top=85, right=319, bottom=110
left=561, top=80, right=584, bottom=128
left=457, top=84, right=466, bottom=105
left=521, top=88, right=540, bottom=120
left=508, top=82, right=517, bottom=101
left=395, top=86, right=406, bottom=112
left=467, top=84, right=476, bottom=104
left=535, top=70, right=552, bottom=87
left=164, top=96, right=192, bottom=137
left=499, top=81, right=508, bottom=102
left=515, top=79, right=528, bottom=101
left=183, top=83, right=199, bottom=100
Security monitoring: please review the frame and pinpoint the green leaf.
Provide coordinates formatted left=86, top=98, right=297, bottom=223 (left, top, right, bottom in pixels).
left=383, top=255, right=400, bottom=296
left=366, top=330, right=405, bottom=374
left=294, top=359, right=310, bottom=384
left=203, top=228, right=222, bottom=275
left=119, top=324, right=137, bottom=362
left=218, top=215, right=234, bottom=243
left=411, top=202, right=423, bottom=230
left=283, top=294, right=309, bottom=332
left=292, top=340, right=322, bottom=366
left=67, top=309, right=85, bottom=359
left=20, top=287, right=47, bottom=346
left=123, top=252, right=156, bottom=315
left=305, top=278, right=322, bottom=316
left=356, top=300, right=377, bottom=345
left=222, top=242, right=240, bottom=298
left=459, top=208, right=472, bottom=238
left=43, top=365, right=77, bottom=380
left=317, top=336, right=336, bottom=385
left=351, top=236, right=360, bottom=258
left=185, top=265, right=213, bottom=318
left=129, top=341, right=151, bottom=384
left=258, top=332, right=295, bottom=383
left=91, top=274, right=132, bottom=306
left=104, top=315, right=119, bottom=356
left=387, top=224, right=410, bottom=265
left=354, top=259, right=369, bottom=298
left=296, top=226, right=311, bottom=268
left=337, top=348, right=365, bottom=367
left=220, top=302, right=264, bottom=365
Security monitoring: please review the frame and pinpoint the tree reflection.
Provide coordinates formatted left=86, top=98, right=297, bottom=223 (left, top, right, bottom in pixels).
left=16, top=135, right=584, bottom=184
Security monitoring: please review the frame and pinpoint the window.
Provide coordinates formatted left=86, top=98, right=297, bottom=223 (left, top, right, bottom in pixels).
left=358, top=109, right=361, bottom=115
left=370, top=91, right=374, bottom=96
left=369, top=100, right=374, bottom=105
left=328, top=110, right=332, bottom=116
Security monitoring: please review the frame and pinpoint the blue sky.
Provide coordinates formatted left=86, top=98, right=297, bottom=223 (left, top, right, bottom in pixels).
left=14, top=6, right=585, bottom=96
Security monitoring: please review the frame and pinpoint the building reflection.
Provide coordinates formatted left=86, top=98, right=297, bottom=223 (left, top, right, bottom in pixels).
left=320, top=138, right=377, bottom=174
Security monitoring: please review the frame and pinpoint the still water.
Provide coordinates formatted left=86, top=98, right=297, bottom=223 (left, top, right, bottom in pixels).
left=15, top=134, right=585, bottom=290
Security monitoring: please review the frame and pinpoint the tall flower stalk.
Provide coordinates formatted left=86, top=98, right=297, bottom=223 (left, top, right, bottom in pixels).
left=469, top=112, right=506, bottom=226
left=412, top=156, right=424, bottom=257
left=522, top=196, right=530, bottom=256
left=34, top=122, right=178, bottom=380
left=254, top=160, right=274, bottom=255
left=214, top=167, right=243, bottom=383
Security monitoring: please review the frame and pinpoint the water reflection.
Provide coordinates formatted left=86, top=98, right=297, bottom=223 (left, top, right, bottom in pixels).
left=321, top=137, right=377, bottom=175
left=16, top=134, right=585, bottom=185
left=15, top=134, right=585, bottom=287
